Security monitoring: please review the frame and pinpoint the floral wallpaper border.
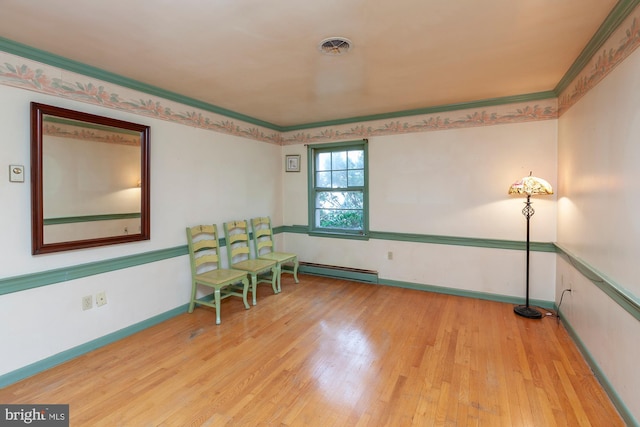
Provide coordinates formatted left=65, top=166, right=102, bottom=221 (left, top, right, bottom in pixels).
left=43, top=120, right=140, bottom=147
left=280, top=102, right=557, bottom=145
left=559, top=14, right=640, bottom=114
left=1, top=5, right=638, bottom=146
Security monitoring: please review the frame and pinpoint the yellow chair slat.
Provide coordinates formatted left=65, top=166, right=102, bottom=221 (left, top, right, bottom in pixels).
left=193, top=239, right=215, bottom=252
left=256, top=240, right=273, bottom=251
left=255, top=229, right=271, bottom=238
left=230, top=246, right=250, bottom=257
left=195, top=253, right=219, bottom=267
left=228, top=234, right=248, bottom=244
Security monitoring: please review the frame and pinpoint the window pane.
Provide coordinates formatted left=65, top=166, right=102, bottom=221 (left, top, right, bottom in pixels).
left=348, top=150, right=364, bottom=169
left=332, top=151, right=347, bottom=170
left=317, top=208, right=363, bottom=230
left=317, top=152, right=332, bottom=171
left=348, top=170, right=364, bottom=186
left=332, top=170, right=347, bottom=188
left=342, top=191, right=363, bottom=208
left=316, top=191, right=363, bottom=209
left=316, top=191, right=340, bottom=209
left=316, top=171, right=331, bottom=188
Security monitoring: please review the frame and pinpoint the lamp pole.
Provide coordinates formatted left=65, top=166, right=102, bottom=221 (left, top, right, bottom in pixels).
left=514, top=195, right=542, bottom=319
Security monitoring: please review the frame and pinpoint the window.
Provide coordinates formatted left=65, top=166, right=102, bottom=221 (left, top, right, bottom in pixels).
left=308, top=140, right=368, bottom=237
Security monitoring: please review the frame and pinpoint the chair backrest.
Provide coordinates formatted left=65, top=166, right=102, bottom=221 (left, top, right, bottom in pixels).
left=186, top=224, right=223, bottom=276
left=223, top=220, right=252, bottom=266
left=251, top=216, right=275, bottom=256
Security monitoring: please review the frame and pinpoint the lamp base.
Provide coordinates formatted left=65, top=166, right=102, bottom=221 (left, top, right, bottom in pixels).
left=514, top=305, right=542, bottom=319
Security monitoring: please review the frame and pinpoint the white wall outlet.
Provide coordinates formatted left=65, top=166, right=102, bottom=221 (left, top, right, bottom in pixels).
left=96, top=292, right=107, bottom=307
left=387, top=251, right=393, bottom=260
left=82, top=295, right=93, bottom=311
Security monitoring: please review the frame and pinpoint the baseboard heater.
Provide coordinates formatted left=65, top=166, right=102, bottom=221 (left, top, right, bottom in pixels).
left=298, top=262, right=379, bottom=284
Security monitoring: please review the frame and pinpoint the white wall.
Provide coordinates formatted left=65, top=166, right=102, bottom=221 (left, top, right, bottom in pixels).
left=283, top=120, right=558, bottom=301
left=557, top=44, right=640, bottom=421
left=0, top=83, right=283, bottom=376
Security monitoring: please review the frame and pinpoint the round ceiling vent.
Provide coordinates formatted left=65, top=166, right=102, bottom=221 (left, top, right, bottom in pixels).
left=318, top=37, right=352, bottom=55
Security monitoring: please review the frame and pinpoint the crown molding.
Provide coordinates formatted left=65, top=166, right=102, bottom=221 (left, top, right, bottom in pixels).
left=555, top=0, right=640, bottom=95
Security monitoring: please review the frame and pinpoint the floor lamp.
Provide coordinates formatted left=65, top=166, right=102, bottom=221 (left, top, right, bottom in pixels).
left=508, top=172, right=553, bottom=319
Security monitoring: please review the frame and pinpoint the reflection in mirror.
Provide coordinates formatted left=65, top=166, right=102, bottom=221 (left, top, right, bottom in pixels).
left=31, top=103, right=150, bottom=254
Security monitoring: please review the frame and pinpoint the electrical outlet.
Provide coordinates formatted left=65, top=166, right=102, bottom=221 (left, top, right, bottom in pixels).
left=387, top=251, right=393, bottom=260
left=96, top=292, right=107, bottom=307
left=82, top=295, right=93, bottom=311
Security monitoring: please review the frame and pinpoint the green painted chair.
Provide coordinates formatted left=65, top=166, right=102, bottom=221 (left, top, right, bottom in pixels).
left=186, top=224, right=250, bottom=325
left=251, top=216, right=299, bottom=292
left=223, top=219, right=278, bottom=305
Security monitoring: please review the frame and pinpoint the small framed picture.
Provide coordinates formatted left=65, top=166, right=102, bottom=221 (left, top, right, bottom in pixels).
left=285, top=154, right=300, bottom=172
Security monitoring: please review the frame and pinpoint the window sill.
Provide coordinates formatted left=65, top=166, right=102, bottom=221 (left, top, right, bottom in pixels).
left=308, top=230, right=370, bottom=241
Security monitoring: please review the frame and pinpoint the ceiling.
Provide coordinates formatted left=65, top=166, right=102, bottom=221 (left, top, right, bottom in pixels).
left=0, top=0, right=622, bottom=128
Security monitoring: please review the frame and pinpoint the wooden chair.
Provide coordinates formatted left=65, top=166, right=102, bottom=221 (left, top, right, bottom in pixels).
left=251, top=216, right=299, bottom=292
left=186, top=224, right=250, bottom=324
left=223, top=220, right=278, bottom=305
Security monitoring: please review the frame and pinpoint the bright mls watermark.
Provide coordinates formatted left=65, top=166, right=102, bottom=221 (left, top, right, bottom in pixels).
left=0, top=405, right=69, bottom=426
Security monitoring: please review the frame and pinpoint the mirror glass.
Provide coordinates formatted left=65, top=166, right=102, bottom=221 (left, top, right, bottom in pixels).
left=31, top=102, right=150, bottom=254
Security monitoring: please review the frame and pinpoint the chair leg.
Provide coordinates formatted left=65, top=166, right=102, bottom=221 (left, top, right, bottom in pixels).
left=275, top=264, right=282, bottom=293
left=250, top=274, right=258, bottom=306
left=188, top=281, right=197, bottom=313
left=214, top=289, right=221, bottom=325
left=292, top=257, right=299, bottom=284
left=241, top=278, right=250, bottom=309
left=270, top=266, right=278, bottom=294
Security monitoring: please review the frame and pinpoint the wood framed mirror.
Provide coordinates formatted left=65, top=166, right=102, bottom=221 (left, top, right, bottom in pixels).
left=31, top=102, right=150, bottom=254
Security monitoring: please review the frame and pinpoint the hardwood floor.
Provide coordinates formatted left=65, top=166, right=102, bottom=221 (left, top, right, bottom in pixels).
left=0, top=275, right=623, bottom=426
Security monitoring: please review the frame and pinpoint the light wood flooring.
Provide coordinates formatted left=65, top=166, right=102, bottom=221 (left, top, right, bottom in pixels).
left=0, top=274, right=623, bottom=426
